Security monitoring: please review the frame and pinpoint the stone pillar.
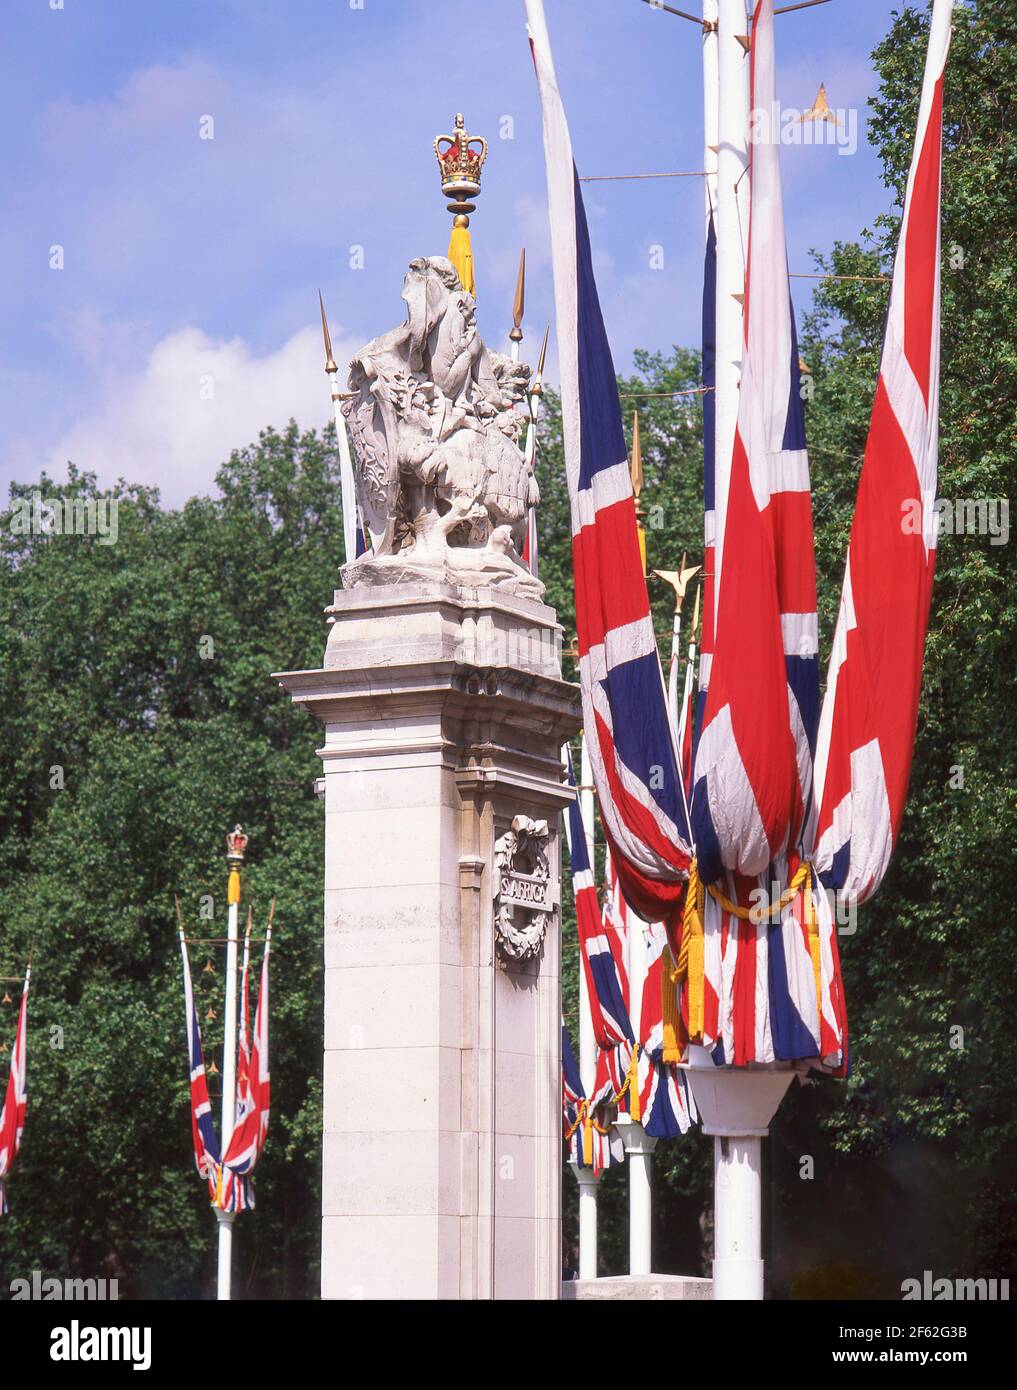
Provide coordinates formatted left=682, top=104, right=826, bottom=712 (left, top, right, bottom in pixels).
left=275, top=582, right=580, bottom=1300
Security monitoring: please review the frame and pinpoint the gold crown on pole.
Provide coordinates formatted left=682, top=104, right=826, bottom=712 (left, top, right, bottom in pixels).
left=225, top=824, right=248, bottom=865
left=434, top=113, right=487, bottom=215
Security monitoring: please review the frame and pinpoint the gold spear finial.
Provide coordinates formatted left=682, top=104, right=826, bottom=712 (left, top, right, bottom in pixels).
left=510, top=248, right=526, bottom=343
left=631, top=412, right=647, bottom=574
left=529, top=325, right=550, bottom=408
left=318, top=290, right=338, bottom=375
left=653, top=554, right=703, bottom=610
left=536, top=324, right=549, bottom=374
left=630, top=411, right=644, bottom=498
left=801, top=83, right=842, bottom=126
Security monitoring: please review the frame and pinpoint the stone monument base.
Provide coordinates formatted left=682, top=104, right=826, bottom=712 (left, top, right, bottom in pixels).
left=275, top=581, right=580, bottom=1299
left=562, top=1274, right=713, bottom=1301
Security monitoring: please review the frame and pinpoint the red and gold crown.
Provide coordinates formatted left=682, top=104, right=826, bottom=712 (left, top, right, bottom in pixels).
left=226, top=823, right=248, bottom=863
left=434, top=113, right=487, bottom=214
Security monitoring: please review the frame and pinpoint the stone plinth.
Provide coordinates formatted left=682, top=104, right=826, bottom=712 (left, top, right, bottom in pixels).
left=275, top=582, right=580, bottom=1300
left=562, top=1275, right=713, bottom=1301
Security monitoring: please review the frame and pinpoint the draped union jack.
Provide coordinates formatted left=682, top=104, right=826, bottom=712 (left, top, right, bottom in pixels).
left=179, top=931, right=227, bottom=1204
left=687, top=0, right=840, bottom=1068
left=528, top=0, right=692, bottom=930
left=692, top=0, right=819, bottom=887
left=564, top=751, right=632, bottom=1054
left=813, top=0, right=952, bottom=906
left=563, top=752, right=694, bottom=1134
left=0, top=965, right=29, bottom=1215
left=561, top=1023, right=623, bottom=1174
left=219, top=930, right=271, bottom=1194
left=178, top=925, right=270, bottom=1213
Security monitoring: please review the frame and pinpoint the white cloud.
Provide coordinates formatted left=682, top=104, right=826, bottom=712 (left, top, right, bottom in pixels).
left=46, top=321, right=361, bottom=507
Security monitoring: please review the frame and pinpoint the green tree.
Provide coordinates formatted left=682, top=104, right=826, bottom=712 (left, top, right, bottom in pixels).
left=0, top=425, right=345, bottom=1297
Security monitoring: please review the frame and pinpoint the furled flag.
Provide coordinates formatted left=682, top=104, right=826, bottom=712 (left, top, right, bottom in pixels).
left=564, top=749, right=633, bottom=1055
left=692, top=0, right=819, bottom=886
left=522, top=504, right=539, bottom=578
left=562, top=1023, right=624, bottom=1174
left=527, top=0, right=691, bottom=928
left=178, top=931, right=230, bottom=1205
left=178, top=930, right=256, bottom=1212
left=682, top=0, right=845, bottom=1070
left=219, top=925, right=271, bottom=1202
left=694, top=212, right=717, bottom=779
left=601, top=850, right=630, bottom=1012
left=813, top=0, right=953, bottom=906
left=0, top=965, right=29, bottom=1215
left=636, top=922, right=697, bottom=1138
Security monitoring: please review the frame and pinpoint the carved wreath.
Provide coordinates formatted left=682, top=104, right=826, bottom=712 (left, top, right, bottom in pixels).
left=492, top=816, right=555, bottom=965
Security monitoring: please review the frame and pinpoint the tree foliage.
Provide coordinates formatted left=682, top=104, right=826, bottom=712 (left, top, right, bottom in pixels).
left=0, top=428, right=343, bottom=1297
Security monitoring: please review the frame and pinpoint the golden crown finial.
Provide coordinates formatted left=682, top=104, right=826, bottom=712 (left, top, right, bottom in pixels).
left=434, top=113, right=487, bottom=216
left=226, top=823, right=248, bottom=864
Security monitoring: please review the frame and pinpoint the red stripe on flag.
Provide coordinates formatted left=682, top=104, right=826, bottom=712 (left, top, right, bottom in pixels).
left=572, top=497, right=651, bottom=656
left=903, top=76, right=945, bottom=405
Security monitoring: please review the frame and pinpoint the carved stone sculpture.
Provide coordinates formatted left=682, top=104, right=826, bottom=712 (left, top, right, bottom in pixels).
left=342, top=256, right=543, bottom=599
left=492, top=815, right=556, bottom=964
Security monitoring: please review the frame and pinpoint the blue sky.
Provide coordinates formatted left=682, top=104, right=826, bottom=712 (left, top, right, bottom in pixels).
left=1, top=0, right=899, bottom=506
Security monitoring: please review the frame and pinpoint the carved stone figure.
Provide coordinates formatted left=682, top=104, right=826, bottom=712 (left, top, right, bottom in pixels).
left=342, top=256, right=543, bottom=599
left=492, top=816, right=556, bottom=964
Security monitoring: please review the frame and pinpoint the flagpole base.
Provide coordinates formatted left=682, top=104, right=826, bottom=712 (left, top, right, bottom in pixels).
left=569, top=1164, right=600, bottom=1281
left=682, top=1047, right=794, bottom=1301
left=215, top=1209, right=235, bottom=1301
left=615, top=1114, right=656, bottom=1278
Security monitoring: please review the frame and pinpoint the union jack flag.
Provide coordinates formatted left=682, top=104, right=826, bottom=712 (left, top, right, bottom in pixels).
left=561, top=1023, right=624, bottom=1174
left=692, top=0, right=818, bottom=886
left=528, top=0, right=691, bottom=928
left=0, top=965, right=29, bottom=1215
left=688, top=0, right=837, bottom=1068
left=601, top=850, right=630, bottom=1013
left=564, top=750, right=632, bottom=1055
left=814, top=0, right=952, bottom=907
left=178, top=931, right=227, bottom=1205
left=220, top=927, right=271, bottom=1201
left=564, top=753, right=693, bottom=1133
left=179, top=928, right=262, bottom=1212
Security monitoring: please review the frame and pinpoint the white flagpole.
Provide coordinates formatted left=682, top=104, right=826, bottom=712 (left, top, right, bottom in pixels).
left=575, top=733, right=600, bottom=1281
left=578, top=732, right=597, bottom=1096
left=319, top=292, right=359, bottom=564
left=681, top=0, right=796, bottom=1305
left=711, top=0, right=750, bottom=616
left=523, top=325, right=548, bottom=576
left=216, top=824, right=246, bottom=1301
left=676, top=583, right=701, bottom=763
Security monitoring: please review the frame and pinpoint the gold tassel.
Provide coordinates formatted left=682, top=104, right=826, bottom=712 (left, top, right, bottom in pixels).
left=679, top=861, right=706, bottom=1041
left=627, top=1043, right=641, bottom=1124
left=688, top=930, right=705, bottom=1042
left=661, top=945, right=683, bottom=1063
left=448, top=215, right=475, bottom=295
left=805, top=864, right=823, bottom=1025
left=582, top=1106, right=594, bottom=1166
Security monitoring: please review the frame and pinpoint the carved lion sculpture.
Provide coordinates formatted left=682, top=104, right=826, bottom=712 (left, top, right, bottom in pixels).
left=342, top=256, right=542, bottom=599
